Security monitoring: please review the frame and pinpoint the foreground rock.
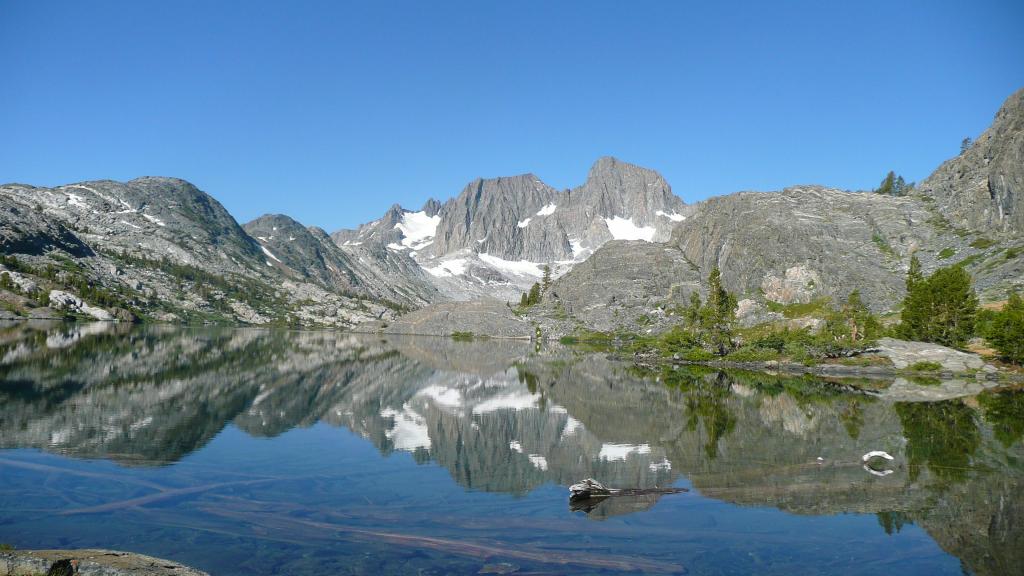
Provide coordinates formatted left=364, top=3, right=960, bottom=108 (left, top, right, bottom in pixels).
left=0, top=549, right=208, bottom=576
left=876, top=337, right=989, bottom=372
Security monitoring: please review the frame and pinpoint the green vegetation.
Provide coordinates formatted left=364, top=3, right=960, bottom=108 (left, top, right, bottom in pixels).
left=450, top=331, right=475, bottom=342
left=873, top=171, right=911, bottom=196
left=898, top=256, right=978, bottom=348
left=978, top=389, right=1024, bottom=447
left=1006, top=247, right=1020, bottom=260
left=982, top=292, right=1024, bottom=364
left=519, top=282, right=542, bottom=307
left=872, top=233, right=896, bottom=257
left=969, top=237, right=996, bottom=249
left=907, top=361, right=943, bottom=372
left=764, top=297, right=831, bottom=318
left=938, top=247, right=956, bottom=259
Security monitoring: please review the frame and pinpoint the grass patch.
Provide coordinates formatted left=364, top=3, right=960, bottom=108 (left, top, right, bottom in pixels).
left=558, top=335, right=579, bottom=345
left=1006, top=247, right=1020, bottom=260
left=725, top=346, right=781, bottom=362
left=956, top=253, right=984, bottom=268
left=764, top=297, right=832, bottom=319
left=907, top=375, right=942, bottom=386
left=450, top=331, right=475, bottom=342
left=938, top=247, right=956, bottom=259
left=872, top=233, right=896, bottom=258
left=908, top=360, right=943, bottom=372
left=970, top=238, right=997, bottom=249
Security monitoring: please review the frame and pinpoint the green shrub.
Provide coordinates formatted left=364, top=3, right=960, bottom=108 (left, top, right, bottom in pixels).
left=970, top=238, right=996, bottom=249
left=726, top=346, right=781, bottom=362
left=682, top=348, right=716, bottom=362
left=450, top=331, right=475, bottom=342
left=907, top=361, right=943, bottom=372
left=988, top=293, right=1024, bottom=364
left=938, top=247, right=956, bottom=259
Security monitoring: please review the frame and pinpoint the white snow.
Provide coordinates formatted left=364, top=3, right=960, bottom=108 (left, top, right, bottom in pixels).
left=604, top=217, right=656, bottom=242
left=598, top=443, right=651, bottom=461
left=649, top=458, right=672, bottom=472
left=528, top=454, right=548, bottom=471
left=65, top=193, right=88, bottom=209
left=656, top=210, right=686, bottom=222
left=509, top=440, right=523, bottom=453
left=416, top=385, right=462, bottom=408
left=568, top=237, right=589, bottom=260
left=386, top=242, right=406, bottom=251
left=142, top=213, right=166, bottom=227
left=424, top=258, right=469, bottom=277
left=121, top=220, right=141, bottom=230
left=395, top=211, right=440, bottom=250
left=260, top=246, right=281, bottom=263
left=473, top=391, right=540, bottom=414
left=536, top=203, right=557, bottom=216
left=381, top=405, right=431, bottom=451
left=516, top=218, right=532, bottom=228
left=562, top=416, right=584, bottom=436
left=478, top=253, right=544, bottom=277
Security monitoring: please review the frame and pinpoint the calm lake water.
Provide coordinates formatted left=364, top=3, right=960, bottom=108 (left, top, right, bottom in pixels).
left=1, top=323, right=1022, bottom=575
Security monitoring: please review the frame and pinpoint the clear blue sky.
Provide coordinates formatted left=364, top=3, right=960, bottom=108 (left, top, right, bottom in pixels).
left=2, top=1, right=1022, bottom=231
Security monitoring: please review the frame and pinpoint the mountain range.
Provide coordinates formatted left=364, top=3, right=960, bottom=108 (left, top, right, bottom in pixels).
left=1, top=88, right=1021, bottom=332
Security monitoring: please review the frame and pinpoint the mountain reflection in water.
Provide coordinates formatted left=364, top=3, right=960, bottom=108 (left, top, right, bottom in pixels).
left=1, top=322, right=1022, bottom=576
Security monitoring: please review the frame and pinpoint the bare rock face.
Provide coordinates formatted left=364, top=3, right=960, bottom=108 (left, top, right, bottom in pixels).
left=333, top=157, right=690, bottom=301
left=48, top=290, right=113, bottom=321
left=761, top=264, right=823, bottom=304
left=918, top=88, right=1024, bottom=236
left=0, top=548, right=209, bottom=576
left=875, top=337, right=988, bottom=372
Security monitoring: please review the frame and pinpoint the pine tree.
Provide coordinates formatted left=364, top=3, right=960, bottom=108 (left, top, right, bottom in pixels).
left=519, top=292, right=528, bottom=307
left=527, top=282, right=541, bottom=306
left=906, top=254, right=923, bottom=291
left=898, top=265, right=978, bottom=347
left=875, top=171, right=896, bottom=195
left=989, top=293, right=1024, bottom=364
left=541, top=265, right=552, bottom=291
left=699, top=267, right=737, bottom=355
left=684, top=291, right=702, bottom=327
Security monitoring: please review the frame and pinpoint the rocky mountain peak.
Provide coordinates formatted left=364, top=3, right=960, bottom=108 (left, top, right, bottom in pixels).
left=918, top=87, right=1024, bottom=236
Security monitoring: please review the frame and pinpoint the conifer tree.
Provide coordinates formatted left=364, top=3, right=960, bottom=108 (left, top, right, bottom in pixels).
left=699, top=267, right=737, bottom=355
left=541, top=265, right=552, bottom=291
left=527, top=282, right=541, bottom=306
left=899, top=264, right=978, bottom=347
left=989, top=292, right=1024, bottom=364
left=906, top=254, right=923, bottom=291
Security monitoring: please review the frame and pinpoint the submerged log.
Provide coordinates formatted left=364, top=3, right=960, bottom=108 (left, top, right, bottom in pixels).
left=568, top=478, right=688, bottom=503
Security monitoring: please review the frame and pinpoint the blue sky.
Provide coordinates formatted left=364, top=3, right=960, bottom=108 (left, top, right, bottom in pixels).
left=2, top=1, right=1022, bottom=231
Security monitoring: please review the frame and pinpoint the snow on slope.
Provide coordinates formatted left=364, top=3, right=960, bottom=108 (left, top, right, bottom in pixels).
left=395, top=211, right=440, bottom=250
left=604, top=216, right=656, bottom=241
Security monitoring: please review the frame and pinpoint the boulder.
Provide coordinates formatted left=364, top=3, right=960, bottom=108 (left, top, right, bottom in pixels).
left=876, top=337, right=987, bottom=372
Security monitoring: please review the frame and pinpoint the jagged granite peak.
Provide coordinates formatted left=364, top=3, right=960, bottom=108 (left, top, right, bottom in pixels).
left=421, top=197, right=442, bottom=217
left=918, top=87, right=1024, bottom=236
left=430, top=173, right=560, bottom=258
left=575, top=156, right=684, bottom=226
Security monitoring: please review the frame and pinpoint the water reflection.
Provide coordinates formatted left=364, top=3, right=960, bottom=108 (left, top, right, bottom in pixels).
left=1, top=322, right=1023, bottom=575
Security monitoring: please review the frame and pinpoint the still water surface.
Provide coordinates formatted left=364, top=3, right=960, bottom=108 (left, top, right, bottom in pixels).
left=1, top=323, right=1022, bottom=575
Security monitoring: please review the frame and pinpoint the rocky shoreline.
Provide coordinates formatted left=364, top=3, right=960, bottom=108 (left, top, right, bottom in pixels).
left=0, top=549, right=208, bottom=576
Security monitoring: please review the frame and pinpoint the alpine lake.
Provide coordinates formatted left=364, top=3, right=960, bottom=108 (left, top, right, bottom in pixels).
left=1, top=323, right=1022, bottom=576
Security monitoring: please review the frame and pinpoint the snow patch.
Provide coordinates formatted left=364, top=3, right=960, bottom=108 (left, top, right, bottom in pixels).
left=509, top=440, right=523, bottom=453
left=416, top=385, right=462, bottom=408
left=649, top=458, right=672, bottom=472
left=604, top=217, right=655, bottom=242
left=395, top=211, right=440, bottom=250
left=386, top=242, right=406, bottom=251
left=260, top=246, right=281, bottom=263
left=473, top=391, right=540, bottom=413
left=142, top=213, right=166, bottom=227
left=528, top=454, right=548, bottom=471
left=381, top=405, right=431, bottom=451
left=517, top=218, right=532, bottom=228
left=536, top=203, right=557, bottom=216
left=562, top=416, right=584, bottom=436
left=598, top=443, right=651, bottom=461
left=478, top=253, right=543, bottom=277
left=424, top=258, right=469, bottom=277
left=656, top=210, right=686, bottom=222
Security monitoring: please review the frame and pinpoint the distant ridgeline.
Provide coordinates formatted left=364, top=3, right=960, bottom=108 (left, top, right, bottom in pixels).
left=0, top=88, right=1021, bottom=333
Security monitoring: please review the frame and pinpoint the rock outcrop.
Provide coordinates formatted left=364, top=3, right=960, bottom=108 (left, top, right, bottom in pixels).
left=918, top=88, right=1024, bottom=236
